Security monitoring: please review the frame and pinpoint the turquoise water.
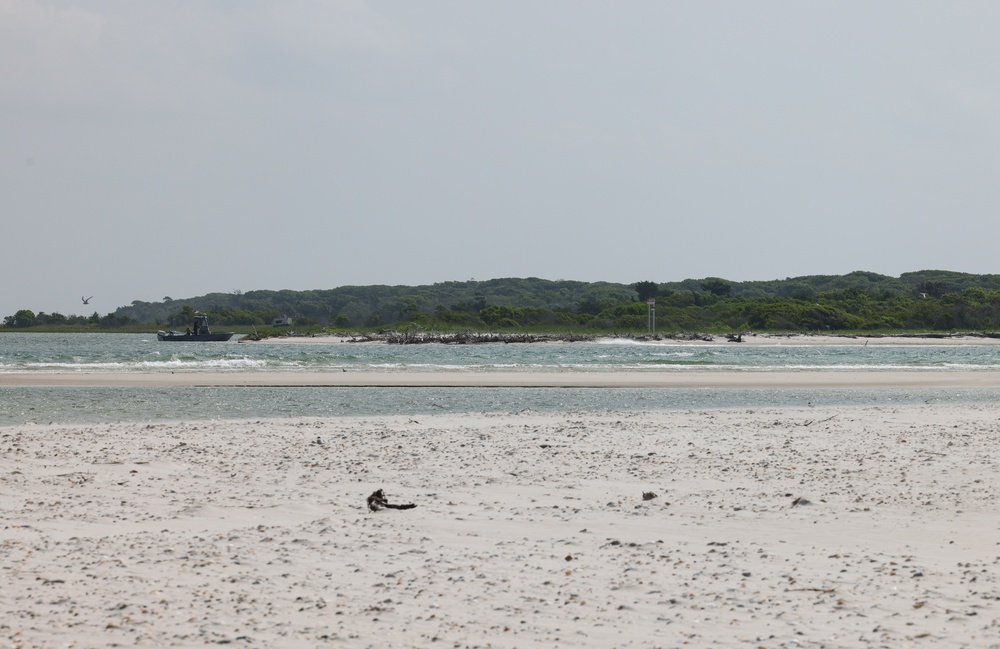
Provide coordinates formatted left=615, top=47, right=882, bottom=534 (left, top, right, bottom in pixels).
left=3, top=332, right=1000, bottom=373
left=1, top=333, right=998, bottom=424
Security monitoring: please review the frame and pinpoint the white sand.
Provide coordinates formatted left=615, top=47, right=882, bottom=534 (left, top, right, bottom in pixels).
left=3, top=404, right=1000, bottom=647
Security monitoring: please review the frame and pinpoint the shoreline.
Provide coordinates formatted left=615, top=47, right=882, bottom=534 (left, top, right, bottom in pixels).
left=247, top=331, right=1000, bottom=345
left=4, top=369, right=1000, bottom=388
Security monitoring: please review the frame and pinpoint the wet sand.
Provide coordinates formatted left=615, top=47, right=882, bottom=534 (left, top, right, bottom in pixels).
left=3, top=369, right=1000, bottom=388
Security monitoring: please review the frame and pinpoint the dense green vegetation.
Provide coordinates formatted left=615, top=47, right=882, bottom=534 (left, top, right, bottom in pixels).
left=2, top=309, right=141, bottom=330
left=8, top=270, right=1000, bottom=334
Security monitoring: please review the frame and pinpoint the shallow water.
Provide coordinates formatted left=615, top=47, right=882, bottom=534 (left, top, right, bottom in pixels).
left=3, top=384, right=997, bottom=426
left=3, top=332, right=1000, bottom=373
left=2, top=333, right=999, bottom=424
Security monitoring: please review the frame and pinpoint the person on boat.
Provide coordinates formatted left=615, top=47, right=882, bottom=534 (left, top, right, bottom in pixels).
left=186, top=327, right=192, bottom=335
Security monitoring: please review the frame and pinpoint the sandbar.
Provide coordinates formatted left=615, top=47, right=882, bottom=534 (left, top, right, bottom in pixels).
left=251, top=332, right=1000, bottom=345
left=3, top=369, right=1000, bottom=388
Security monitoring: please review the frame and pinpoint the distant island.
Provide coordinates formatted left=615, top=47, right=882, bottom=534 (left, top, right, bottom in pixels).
left=6, top=270, right=1000, bottom=335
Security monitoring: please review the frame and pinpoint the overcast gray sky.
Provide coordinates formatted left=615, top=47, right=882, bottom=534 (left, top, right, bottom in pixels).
left=4, top=1, right=1000, bottom=317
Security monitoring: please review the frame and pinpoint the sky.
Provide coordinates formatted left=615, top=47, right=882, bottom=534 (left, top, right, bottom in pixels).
left=4, top=1, right=1000, bottom=317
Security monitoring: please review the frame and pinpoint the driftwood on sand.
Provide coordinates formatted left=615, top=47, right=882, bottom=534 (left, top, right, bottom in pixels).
left=366, top=489, right=417, bottom=512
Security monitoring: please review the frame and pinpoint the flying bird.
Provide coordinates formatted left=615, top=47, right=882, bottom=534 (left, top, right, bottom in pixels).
left=82, top=296, right=93, bottom=305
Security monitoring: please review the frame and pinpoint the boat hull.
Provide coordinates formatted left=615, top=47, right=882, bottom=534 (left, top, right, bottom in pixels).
left=157, top=331, right=235, bottom=342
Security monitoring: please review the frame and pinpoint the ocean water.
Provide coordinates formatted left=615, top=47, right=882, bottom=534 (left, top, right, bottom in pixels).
left=5, top=332, right=1000, bottom=373
left=1, top=332, right=998, bottom=424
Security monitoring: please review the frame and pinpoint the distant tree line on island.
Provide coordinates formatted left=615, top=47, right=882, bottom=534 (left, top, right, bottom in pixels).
left=3, top=309, right=137, bottom=329
left=7, top=270, right=1000, bottom=333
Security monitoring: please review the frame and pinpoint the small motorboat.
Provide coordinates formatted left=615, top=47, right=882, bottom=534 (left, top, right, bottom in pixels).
left=157, top=314, right=235, bottom=342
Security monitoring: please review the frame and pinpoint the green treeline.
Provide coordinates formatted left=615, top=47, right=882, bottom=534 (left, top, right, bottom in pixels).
left=8, top=270, right=1000, bottom=333
left=3, top=309, right=137, bottom=330
left=114, top=270, right=1000, bottom=332
left=116, top=278, right=638, bottom=329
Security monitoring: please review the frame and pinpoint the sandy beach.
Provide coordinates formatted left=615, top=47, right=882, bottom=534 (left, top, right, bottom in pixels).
left=4, top=403, right=1000, bottom=647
